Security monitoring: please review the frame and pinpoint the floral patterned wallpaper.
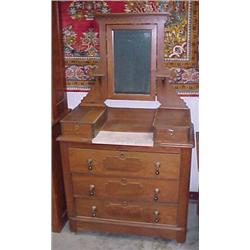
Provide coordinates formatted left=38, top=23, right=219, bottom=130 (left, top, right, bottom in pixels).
left=59, top=1, right=199, bottom=96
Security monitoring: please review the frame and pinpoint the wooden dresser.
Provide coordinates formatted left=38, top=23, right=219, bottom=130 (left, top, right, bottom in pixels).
left=58, top=14, right=194, bottom=243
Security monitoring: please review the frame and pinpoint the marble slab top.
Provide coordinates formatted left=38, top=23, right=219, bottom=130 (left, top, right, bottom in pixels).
left=92, top=131, right=154, bottom=147
left=104, top=99, right=161, bottom=109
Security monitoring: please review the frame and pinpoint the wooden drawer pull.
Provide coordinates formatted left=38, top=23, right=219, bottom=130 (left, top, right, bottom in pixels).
left=91, top=206, right=97, bottom=217
left=119, top=153, right=126, bottom=159
left=153, top=210, right=160, bottom=223
left=153, top=188, right=160, bottom=201
left=155, top=161, right=160, bottom=175
left=168, top=128, right=175, bottom=136
left=87, top=159, right=93, bottom=171
left=89, top=184, right=95, bottom=196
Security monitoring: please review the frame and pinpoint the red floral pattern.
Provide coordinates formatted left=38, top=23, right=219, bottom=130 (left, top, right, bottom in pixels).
left=59, top=1, right=199, bottom=96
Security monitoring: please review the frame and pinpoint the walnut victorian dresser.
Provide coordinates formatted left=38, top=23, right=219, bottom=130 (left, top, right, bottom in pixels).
left=58, top=14, right=194, bottom=243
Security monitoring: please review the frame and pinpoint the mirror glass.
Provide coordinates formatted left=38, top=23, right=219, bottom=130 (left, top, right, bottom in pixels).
left=114, top=30, right=151, bottom=94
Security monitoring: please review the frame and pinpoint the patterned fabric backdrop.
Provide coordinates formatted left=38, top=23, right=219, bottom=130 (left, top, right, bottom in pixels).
left=59, top=1, right=199, bottom=96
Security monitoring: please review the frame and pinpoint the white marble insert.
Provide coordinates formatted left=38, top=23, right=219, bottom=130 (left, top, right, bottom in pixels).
left=92, top=131, right=154, bottom=147
left=104, top=99, right=161, bottom=109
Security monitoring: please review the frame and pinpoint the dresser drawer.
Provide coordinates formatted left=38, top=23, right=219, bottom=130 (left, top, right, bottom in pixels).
left=69, top=148, right=180, bottom=179
left=72, top=175, right=179, bottom=203
left=154, top=126, right=190, bottom=144
left=75, top=199, right=177, bottom=225
left=62, top=123, right=93, bottom=138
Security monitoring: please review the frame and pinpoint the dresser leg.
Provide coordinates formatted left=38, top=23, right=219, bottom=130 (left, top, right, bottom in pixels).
left=69, top=219, right=77, bottom=233
left=176, top=231, right=186, bottom=243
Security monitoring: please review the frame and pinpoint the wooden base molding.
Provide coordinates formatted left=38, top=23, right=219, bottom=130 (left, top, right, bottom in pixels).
left=70, top=217, right=186, bottom=243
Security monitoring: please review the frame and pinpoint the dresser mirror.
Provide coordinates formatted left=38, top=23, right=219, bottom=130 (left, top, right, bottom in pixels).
left=107, top=25, right=156, bottom=100
left=114, top=29, right=151, bottom=94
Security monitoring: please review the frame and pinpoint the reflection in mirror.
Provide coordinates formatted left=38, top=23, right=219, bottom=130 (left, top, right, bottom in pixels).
left=113, top=30, right=151, bottom=94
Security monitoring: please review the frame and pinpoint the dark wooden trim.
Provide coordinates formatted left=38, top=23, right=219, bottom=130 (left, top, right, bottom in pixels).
left=52, top=1, right=69, bottom=232
left=58, top=140, right=182, bottom=154
left=52, top=109, right=71, bottom=126
left=60, top=142, right=77, bottom=218
left=72, top=216, right=183, bottom=231
left=71, top=217, right=181, bottom=240
left=175, top=148, right=192, bottom=243
left=52, top=122, right=68, bottom=232
left=196, top=132, right=199, bottom=170
left=52, top=209, right=67, bottom=233
left=189, top=191, right=199, bottom=201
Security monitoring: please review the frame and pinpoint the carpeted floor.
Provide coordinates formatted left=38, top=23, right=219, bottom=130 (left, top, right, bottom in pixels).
left=52, top=201, right=198, bottom=250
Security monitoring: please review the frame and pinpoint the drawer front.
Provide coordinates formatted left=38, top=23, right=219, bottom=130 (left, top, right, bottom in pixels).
left=62, top=123, right=93, bottom=138
left=72, top=175, right=179, bottom=203
left=75, top=199, right=177, bottom=225
left=154, top=127, right=189, bottom=143
left=69, top=148, right=180, bottom=179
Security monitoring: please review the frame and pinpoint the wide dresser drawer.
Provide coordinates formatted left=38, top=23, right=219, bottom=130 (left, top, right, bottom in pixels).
left=72, top=175, right=179, bottom=203
left=69, top=148, right=180, bottom=179
left=75, top=199, right=178, bottom=225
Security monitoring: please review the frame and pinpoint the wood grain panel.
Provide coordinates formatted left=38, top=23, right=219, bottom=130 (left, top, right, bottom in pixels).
left=105, top=181, right=144, bottom=197
left=105, top=203, right=143, bottom=220
left=72, top=175, right=179, bottom=203
left=103, top=156, right=142, bottom=172
left=75, top=199, right=178, bottom=225
left=154, top=126, right=190, bottom=143
left=68, top=148, right=180, bottom=179
left=62, top=124, right=93, bottom=138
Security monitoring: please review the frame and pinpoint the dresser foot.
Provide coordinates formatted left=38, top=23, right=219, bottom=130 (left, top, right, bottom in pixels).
left=176, top=231, right=186, bottom=243
left=69, top=220, right=77, bottom=233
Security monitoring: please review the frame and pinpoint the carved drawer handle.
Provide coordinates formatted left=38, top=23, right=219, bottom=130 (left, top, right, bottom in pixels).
left=91, top=206, right=97, bottom=217
left=89, top=184, right=95, bottom=196
left=87, top=159, right=93, bottom=171
left=155, top=161, right=160, bottom=175
left=153, top=210, right=160, bottom=223
left=153, top=188, right=160, bottom=201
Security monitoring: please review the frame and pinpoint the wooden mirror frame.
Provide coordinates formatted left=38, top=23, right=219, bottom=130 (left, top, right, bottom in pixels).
left=80, top=13, right=187, bottom=110
left=81, top=14, right=166, bottom=106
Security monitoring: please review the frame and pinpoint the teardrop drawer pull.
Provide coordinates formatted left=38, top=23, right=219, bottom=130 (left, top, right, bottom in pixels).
left=153, top=188, right=160, bottom=201
left=89, top=184, right=95, bottom=196
left=153, top=210, right=160, bottom=223
left=91, top=206, right=97, bottom=217
left=155, top=161, right=160, bottom=175
left=87, top=159, right=93, bottom=171
left=168, top=128, right=175, bottom=136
